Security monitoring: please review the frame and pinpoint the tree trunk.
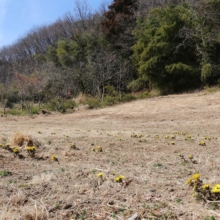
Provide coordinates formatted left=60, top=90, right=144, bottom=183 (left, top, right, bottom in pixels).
left=101, top=85, right=105, bottom=102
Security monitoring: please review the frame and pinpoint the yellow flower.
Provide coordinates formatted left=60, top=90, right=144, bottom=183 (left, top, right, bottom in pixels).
left=202, top=184, right=210, bottom=190
left=51, top=155, right=57, bottom=161
left=192, top=173, right=200, bottom=180
left=186, top=174, right=200, bottom=184
left=97, top=146, right=102, bottom=152
left=26, top=146, right=36, bottom=151
left=115, top=175, right=125, bottom=182
left=164, top=135, right=169, bottom=139
left=13, top=147, right=19, bottom=154
left=112, top=172, right=115, bottom=175
left=6, top=143, right=10, bottom=147
left=97, top=172, right=103, bottom=177
left=170, top=142, right=175, bottom=145
left=26, top=146, right=36, bottom=157
left=91, top=148, right=95, bottom=151
left=211, top=184, right=220, bottom=193
left=199, top=141, right=206, bottom=146
left=188, top=155, right=193, bottom=160
left=186, top=177, right=192, bottom=184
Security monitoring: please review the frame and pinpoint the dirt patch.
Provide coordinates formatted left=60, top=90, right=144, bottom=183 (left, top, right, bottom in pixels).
left=1, top=92, right=220, bottom=219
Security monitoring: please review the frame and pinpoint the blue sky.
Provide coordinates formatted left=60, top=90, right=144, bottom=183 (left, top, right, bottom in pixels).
left=0, top=0, right=108, bottom=48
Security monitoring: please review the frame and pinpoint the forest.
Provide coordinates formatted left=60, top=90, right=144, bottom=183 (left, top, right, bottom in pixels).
left=1, top=0, right=220, bottom=114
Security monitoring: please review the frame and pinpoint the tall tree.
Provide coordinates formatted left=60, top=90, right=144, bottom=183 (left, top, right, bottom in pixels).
left=101, top=0, right=138, bottom=56
left=132, top=4, right=200, bottom=93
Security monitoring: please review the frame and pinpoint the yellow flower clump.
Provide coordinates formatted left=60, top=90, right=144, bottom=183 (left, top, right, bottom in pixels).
left=186, top=173, right=200, bottom=185
left=97, top=172, right=103, bottom=177
left=13, top=147, right=19, bottom=153
left=186, top=178, right=192, bottom=185
left=192, top=173, right=200, bottom=180
left=199, top=141, right=206, bottom=146
left=51, top=155, right=57, bottom=161
left=171, top=135, right=176, bottom=139
left=26, top=146, right=36, bottom=151
left=211, top=184, right=220, bottom=193
left=202, top=184, right=210, bottom=190
left=115, top=175, right=125, bottom=182
left=97, top=146, right=102, bottom=152
left=188, top=155, right=193, bottom=160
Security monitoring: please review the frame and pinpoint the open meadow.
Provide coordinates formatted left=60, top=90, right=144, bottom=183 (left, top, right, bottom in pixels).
left=1, top=92, right=220, bottom=220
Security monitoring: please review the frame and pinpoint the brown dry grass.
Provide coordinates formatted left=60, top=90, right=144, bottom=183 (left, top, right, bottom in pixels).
left=1, top=91, right=220, bottom=219
left=12, top=132, right=41, bottom=147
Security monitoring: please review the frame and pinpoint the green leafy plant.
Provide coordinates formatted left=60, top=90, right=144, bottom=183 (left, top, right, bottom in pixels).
left=91, top=169, right=97, bottom=174
left=0, top=170, right=12, bottom=177
left=176, top=198, right=182, bottom=203
left=208, top=202, right=219, bottom=210
left=204, top=216, right=215, bottom=220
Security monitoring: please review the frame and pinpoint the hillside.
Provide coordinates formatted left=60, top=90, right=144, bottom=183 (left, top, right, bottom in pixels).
left=2, top=0, right=220, bottom=114
left=1, top=92, right=220, bottom=219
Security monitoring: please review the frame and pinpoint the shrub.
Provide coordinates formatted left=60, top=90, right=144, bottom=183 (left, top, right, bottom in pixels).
left=120, top=94, right=136, bottom=102
left=137, top=91, right=150, bottom=99
left=62, top=99, right=76, bottom=110
left=47, top=98, right=76, bottom=112
left=6, top=109, right=26, bottom=116
left=83, top=97, right=101, bottom=109
left=30, top=106, right=40, bottom=115
left=128, top=77, right=148, bottom=92
left=105, top=85, right=118, bottom=96
left=103, top=95, right=119, bottom=106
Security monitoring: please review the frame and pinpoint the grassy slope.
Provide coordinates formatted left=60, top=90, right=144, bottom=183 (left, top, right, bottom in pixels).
left=1, top=91, right=220, bottom=219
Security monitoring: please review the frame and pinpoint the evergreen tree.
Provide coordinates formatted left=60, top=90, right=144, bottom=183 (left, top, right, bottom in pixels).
left=132, top=4, right=200, bottom=93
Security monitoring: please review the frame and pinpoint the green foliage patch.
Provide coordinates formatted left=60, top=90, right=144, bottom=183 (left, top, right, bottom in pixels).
left=0, top=170, right=12, bottom=177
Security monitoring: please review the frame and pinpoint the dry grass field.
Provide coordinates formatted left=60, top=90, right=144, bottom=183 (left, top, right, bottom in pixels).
left=1, top=91, right=220, bottom=220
